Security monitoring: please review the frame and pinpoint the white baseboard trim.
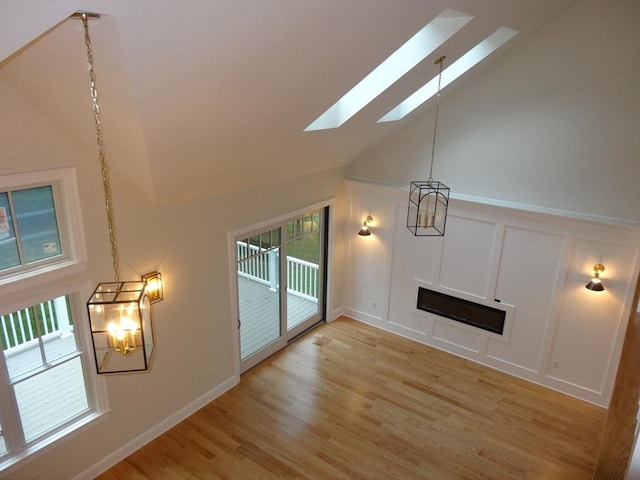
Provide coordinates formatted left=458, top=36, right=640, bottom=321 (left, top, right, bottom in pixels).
left=73, top=375, right=238, bottom=480
left=329, top=305, right=346, bottom=321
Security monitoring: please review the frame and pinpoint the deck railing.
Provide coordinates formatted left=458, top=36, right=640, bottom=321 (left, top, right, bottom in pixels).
left=237, top=241, right=319, bottom=301
left=0, top=296, right=72, bottom=355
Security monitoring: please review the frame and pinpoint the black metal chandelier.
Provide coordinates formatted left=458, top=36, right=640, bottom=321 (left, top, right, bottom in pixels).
left=407, top=56, right=450, bottom=237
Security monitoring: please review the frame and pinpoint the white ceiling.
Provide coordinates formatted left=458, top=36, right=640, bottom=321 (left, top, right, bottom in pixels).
left=0, top=0, right=577, bottom=205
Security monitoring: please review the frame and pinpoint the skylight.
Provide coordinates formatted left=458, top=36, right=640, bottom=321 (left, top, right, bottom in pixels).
left=378, top=27, right=518, bottom=122
left=304, top=9, right=473, bottom=132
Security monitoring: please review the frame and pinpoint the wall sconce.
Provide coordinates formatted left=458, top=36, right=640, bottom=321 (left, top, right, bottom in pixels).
left=142, top=271, right=164, bottom=303
left=585, top=263, right=605, bottom=291
left=358, top=215, right=374, bottom=236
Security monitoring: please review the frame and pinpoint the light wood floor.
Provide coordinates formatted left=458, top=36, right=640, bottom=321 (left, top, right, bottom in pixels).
left=97, top=316, right=606, bottom=480
left=594, top=308, right=640, bottom=478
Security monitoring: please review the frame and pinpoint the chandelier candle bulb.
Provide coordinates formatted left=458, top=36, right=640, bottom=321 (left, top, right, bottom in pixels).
left=107, top=321, right=137, bottom=355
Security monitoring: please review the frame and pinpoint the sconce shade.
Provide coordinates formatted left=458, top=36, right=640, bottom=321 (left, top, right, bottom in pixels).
left=407, top=181, right=450, bottom=236
left=87, top=281, right=155, bottom=374
left=585, top=263, right=605, bottom=291
left=358, top=226, right=371, bottom=236
left=142, top=271, right=164, bottom=303
left=585, top=278, right=604, bottom=291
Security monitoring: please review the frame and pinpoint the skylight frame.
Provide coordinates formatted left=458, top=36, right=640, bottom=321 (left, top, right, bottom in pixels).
left=378, top=27, right=518, bottom=123
left=304, top=8, right=473, bottom=132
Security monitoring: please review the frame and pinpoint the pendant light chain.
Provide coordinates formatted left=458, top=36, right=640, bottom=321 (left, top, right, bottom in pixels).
left=81, top=13, right=120, bottom=283
left=429, top=55, right=445, bottom=181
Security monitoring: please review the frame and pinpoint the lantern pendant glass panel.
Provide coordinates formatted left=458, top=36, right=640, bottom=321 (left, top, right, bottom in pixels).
left=87, top=281, right=155, bottom=374
left=407, top=180, right=450, bottom=236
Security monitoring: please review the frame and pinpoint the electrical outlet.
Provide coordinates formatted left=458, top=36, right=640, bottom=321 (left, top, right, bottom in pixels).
left=553, top=360, right=560, bottom=368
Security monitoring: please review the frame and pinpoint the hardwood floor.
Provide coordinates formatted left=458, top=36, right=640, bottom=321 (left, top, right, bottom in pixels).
left=593, top=289, right=640, bottom=477
left=97, top=317, right=606, bottom=480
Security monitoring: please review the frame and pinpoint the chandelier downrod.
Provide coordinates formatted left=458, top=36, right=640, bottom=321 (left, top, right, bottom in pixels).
left=429, top=55, right=445, bottom=181
left=78, top=11, right=120, bottom=283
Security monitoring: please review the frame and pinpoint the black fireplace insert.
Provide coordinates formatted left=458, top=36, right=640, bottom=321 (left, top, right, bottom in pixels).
left=417, top=287, right=505, bottom=335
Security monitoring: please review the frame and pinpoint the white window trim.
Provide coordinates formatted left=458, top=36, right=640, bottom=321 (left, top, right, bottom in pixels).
left=0, top=167, right=107, bottom=474
left=0, top=279, right=109, bottom=475
left=0, top=167, right=87, bottom=297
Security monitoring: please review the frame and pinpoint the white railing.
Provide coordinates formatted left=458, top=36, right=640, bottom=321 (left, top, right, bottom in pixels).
left=0, top=297, right=72, bottom=355
left=286, top=256, right=318, bottom=300
left=236, top=241, right=319, bottom=301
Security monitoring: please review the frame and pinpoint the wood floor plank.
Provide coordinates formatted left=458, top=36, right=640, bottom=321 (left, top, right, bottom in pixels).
left=594, top=306, right=640, bottom=479
left=96, top=316, right=607, bottom=479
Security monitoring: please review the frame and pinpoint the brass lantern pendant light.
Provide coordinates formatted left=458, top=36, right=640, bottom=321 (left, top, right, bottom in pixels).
left=76, top=12, right=157, bottom=374
left=407, top=56, right=450, bottom=237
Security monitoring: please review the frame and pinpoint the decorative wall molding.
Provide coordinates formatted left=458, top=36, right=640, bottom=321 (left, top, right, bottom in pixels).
left=345, top=180, right=640, bottom=407
left=346, top=178, right=640, bottom=228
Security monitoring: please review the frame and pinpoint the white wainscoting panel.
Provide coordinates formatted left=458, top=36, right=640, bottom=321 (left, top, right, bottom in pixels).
left=487, top=226, right=564, bottom=372
left=547, top=238, right=639, bottom=394
left=439, top=215, right=498, bottom=298
left=386, top=205, right=439, bottom=335
left=432, top=319, right=483, bottom=353
left=345, top=180, right=640, bottom=406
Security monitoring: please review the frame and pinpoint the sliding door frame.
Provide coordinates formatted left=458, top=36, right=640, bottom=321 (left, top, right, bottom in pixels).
left=227, top=198, right=335, bottom=381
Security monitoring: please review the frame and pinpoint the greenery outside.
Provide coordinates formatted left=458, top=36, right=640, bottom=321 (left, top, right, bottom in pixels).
left=287, top=212, right=321, bottom=264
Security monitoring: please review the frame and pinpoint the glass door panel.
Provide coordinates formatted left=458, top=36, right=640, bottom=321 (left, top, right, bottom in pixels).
left=236, top=207, right=327, bottom=372
left=237, top=227, right=284, bottom=366
left=286, top=210, right=323, bottom=334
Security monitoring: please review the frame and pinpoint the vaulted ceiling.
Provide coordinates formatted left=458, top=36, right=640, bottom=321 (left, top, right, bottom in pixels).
left=0, top=0, right=577, bottom=205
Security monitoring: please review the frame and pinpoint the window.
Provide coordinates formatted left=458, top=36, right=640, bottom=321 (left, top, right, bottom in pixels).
left=1, top=296, right=88, bottom=441
left=0, top=168, right=86, bottom=293
left=0, top=168, right=105, bottom=473
left=0, top=185, right=62, bottom=271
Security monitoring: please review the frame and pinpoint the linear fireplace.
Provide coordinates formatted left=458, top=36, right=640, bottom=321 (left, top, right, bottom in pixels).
left=417, top=287, right=506, bottom=335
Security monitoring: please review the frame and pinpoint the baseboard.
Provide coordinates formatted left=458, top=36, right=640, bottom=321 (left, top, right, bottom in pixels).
left=329, top=305, right=346, bottom=321
left=73, top=375, right=238, bottom=480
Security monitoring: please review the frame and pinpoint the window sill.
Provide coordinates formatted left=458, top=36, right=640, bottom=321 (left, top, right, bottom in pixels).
left=0, top=408, right=109, bottom=476
left=0, top=259, right=87, bottom=302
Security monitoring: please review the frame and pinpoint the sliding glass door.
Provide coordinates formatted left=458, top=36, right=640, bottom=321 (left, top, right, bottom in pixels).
left=237, top=227, right=283, bottom=362
left=236, top=208, right=326, bottom=372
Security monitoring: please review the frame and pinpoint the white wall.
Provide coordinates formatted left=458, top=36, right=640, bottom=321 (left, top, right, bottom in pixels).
left=344, top=180, right=639, bottom=406
left=0, top=76, right=348, bottom=480
left=346, top=0, right=640, bottom=225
